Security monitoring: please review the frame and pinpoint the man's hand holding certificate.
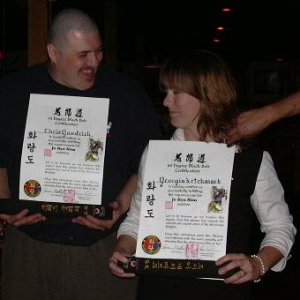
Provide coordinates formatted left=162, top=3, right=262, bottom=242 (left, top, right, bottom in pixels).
left=1, top=94, right=111, bottom=219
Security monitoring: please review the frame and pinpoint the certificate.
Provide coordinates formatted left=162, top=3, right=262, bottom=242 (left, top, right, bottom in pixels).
left=134, top=140, right=236, bottom=277
left=19, top=94, right=109, bottom=206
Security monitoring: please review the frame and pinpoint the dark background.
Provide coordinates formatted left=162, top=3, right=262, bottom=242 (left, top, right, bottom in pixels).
left=0, top=1, right=299, bottom=299
left=2, top=1, right=300, bottom=67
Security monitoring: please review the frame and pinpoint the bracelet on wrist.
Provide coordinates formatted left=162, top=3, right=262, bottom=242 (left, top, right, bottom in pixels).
left=251, top=254, right=266, bottom=283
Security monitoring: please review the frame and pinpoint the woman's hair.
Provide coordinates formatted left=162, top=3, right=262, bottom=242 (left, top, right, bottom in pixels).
left=159, top=49, right=238, bottom=143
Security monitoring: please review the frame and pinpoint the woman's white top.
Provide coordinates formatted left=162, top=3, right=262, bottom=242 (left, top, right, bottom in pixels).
left=118, top=128, right=297, bottom=271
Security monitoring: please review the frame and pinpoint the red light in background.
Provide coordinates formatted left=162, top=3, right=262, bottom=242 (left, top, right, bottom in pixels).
left=275, top=57, right=286, bottom=62
left=222, top=8, right=233, bottom=13
left=212, top=38, right=222, bottom=44
left=0, top=51, right=5, bottom=61
left=216, top=26, right=225, bottom=32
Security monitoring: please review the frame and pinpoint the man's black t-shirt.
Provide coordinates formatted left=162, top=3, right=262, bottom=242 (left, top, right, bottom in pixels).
left=0, top=63, right=162, bottom=245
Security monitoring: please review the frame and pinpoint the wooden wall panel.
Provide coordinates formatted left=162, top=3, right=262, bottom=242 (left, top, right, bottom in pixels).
left=28, top=0, right=48, bottom=66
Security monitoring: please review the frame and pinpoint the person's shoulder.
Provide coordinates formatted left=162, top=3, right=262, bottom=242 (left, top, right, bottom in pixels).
left=97, top=65, right=144, bottom=90
left=0, top=68, right=27, bottom=86
left=238, top=143, right=263, bottom=154
left=236, top=144, right=264, bottom=165
left=0, top=63, right=47, bottom=87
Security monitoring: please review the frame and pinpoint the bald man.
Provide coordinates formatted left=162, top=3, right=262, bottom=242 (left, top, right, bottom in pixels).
left=0, top=8, right=161, bottom=300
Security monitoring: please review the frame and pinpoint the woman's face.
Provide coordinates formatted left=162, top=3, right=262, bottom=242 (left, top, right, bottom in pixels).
left=163, top=89, right=201, bottom=133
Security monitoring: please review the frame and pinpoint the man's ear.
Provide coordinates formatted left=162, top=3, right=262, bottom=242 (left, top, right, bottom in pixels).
left=47, top=44, right=58, bottom=63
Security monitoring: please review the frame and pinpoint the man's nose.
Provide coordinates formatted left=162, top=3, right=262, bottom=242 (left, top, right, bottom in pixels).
left=88, top=52, right=101, bottom=68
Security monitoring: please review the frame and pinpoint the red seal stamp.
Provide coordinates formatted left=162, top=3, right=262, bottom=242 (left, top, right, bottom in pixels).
left=24, top=180, right=41, bottom=197
left=44, top=148, right=52, bottom=157
left=186, top=243, right=199, bottom=259
left=165, top=200, right=173, bottom=209
left=142, top=235, right=161, bottom=255
left=63, top=189, right=76, bottom=203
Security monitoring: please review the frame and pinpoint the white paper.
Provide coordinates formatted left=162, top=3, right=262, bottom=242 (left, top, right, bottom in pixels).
left=136, top=140, right=236, bottom=261
left=19, top=93, right=109, bottom=205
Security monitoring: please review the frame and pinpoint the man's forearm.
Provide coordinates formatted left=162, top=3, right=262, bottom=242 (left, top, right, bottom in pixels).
left=268, top=90, right=300, bottom=123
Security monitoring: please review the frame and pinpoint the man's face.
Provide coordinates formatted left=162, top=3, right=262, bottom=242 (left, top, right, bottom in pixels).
left=48, top=30, right=103, bottom=90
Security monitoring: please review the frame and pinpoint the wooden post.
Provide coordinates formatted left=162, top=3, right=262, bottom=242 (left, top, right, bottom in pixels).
left=28, top=0, right=49, bottom=66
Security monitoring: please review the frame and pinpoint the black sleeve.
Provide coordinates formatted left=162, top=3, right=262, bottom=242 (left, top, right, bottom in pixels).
left=126, top=80, right=163, bottom=174
left=0, top=81, right=10, bottom=168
